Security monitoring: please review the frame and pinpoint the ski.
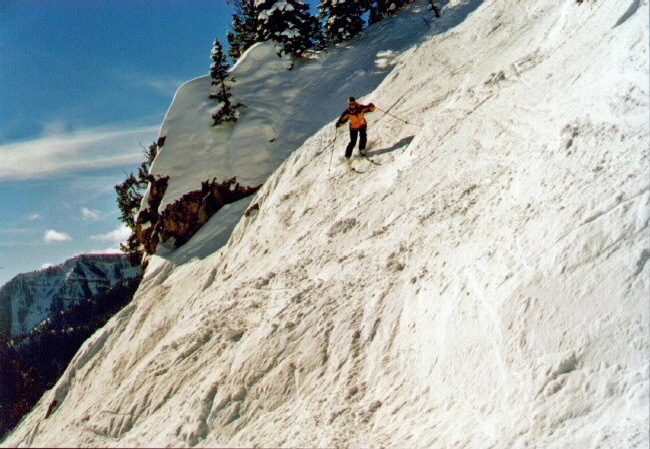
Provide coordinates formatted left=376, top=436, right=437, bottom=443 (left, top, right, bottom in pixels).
left=360, top=151, right=381, bottom=165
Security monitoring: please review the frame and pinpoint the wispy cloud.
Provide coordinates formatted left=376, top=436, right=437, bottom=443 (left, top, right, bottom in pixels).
left=114, top=70, right=184, bottom=97
left=140, top=78, right=185, bottom=96
left=0, top=228, right=33, bottom=236
left=87, top=224, right=130, bottom=254
left=0, top=241, right=41, bottom=247
left=84, top=246, right=123, bottom=255
left=44, top=229, right=72, bottom=243
left=80, top=207, right=101, bottom=221
left=27, top=212, right=41, bottom=221
left=42, top=120, right=68, bottom=136
left=90, top=224, right=130, bottom=243
left=0, top=123, right=160, bottom=180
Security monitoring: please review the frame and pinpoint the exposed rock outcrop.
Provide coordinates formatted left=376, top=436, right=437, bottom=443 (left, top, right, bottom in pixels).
left=136, top=177, right=260, bottom=254
left=136, top=175, right=170, bottom=254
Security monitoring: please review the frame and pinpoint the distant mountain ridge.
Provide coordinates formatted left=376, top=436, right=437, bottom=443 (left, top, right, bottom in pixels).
left=0, top=254, right=139, bottom=337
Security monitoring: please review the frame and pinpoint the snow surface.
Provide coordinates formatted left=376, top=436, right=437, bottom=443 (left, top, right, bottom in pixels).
left=3, top=0, right=649, bottom=447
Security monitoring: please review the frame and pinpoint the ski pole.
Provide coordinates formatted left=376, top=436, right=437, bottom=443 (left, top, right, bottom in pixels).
left=328, top=129, right=337, bottom=172
left=376, top=106, right=421, bottom=127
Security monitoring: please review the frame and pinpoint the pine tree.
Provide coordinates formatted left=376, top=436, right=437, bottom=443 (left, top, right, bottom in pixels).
left=255, top=0, right=320, bottom=58
left=227, top=0, right=260, bottom=61
left=114, top=141, right=159, bottom=266
left=209, top=38, right=244, bottom=125
left=368, top=0, right=411, bottom=24
left=319, top=0, right=369, bottom=44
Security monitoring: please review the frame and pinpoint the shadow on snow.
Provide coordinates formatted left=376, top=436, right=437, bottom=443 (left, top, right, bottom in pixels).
left=367, top=135, right=416, bottom=157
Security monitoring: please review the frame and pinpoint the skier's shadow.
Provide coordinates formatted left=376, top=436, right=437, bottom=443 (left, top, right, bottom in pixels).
left=366, top=135, right=415, bottom=157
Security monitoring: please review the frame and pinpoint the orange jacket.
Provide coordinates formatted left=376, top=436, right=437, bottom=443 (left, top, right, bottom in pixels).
left=336, top=102, right=376, bottom=129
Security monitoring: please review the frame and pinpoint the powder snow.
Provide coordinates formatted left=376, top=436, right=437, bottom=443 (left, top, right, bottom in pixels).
left=3, top=0, right=648, bottom=447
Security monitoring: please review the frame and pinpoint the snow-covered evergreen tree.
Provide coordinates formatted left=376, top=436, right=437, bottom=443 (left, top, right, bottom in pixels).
left=368, top=0, right=411, bottom=24
left=254, top=0, right=320, bottom=58
left=319, top=0, right=369, bottom=44
left=209, top=38, right=244, bottom=125
left=227, top=0, right=260, bottom=61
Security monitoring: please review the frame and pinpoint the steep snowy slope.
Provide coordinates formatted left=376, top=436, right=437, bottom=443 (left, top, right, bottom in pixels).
left=148, top=2, right=433, bottom=212
left=0, top=254, right=138, bottom=337
left=4, top=0, right=648, bottom=447
left=138, top=9, right=439, bottom=253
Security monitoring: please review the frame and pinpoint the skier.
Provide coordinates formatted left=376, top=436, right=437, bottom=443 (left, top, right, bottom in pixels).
left=335, top=97, right=376, bottom=162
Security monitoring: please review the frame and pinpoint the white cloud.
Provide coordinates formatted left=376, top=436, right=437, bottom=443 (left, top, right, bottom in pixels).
left=84, top=246, right=123, bottom=255
left=44, top=229, right=72, bottom=243
left=114, top=70, right=184, bottom=96
left=140, top=78, right=184, bottom=96
left=42, top=120, right=67, bottom=136
left=27, top=213, right=41, bottom=220
left=40, top=263, right=54, bottom=269
left=80, top=207, right=101, bottom=221
left=90, top=224, right=131, bottom=243
left=0, top=123, right=160, bottom=180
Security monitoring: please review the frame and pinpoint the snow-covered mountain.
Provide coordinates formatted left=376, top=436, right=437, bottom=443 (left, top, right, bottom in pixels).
left=0, top=254, right=139, bottom=338
left=3, top=0, right=648, bottom=447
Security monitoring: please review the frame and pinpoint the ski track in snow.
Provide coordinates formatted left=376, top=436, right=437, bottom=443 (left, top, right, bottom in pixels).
left=3, top=0, right=649, bottom=447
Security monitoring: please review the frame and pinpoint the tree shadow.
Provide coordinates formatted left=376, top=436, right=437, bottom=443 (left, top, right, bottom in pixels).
left=367, top=135, right=415, bottom=157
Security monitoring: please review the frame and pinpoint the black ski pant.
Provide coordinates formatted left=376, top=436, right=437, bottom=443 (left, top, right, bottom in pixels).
left=345, top=125, right=367, bottom=158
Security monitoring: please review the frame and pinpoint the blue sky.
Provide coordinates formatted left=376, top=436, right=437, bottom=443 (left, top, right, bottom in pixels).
left=0, top=0, right=238, bottom=285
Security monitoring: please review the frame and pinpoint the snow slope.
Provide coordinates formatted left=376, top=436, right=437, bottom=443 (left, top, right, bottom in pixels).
left=149, top=0, right=433, bottom=211
left=4, top=0, right=648, bottom=447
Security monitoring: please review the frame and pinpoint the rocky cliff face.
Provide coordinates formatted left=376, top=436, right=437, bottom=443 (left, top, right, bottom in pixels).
left=0, top=254, right=139, bottom=337
left=136, top=176, right=260, bottom=254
